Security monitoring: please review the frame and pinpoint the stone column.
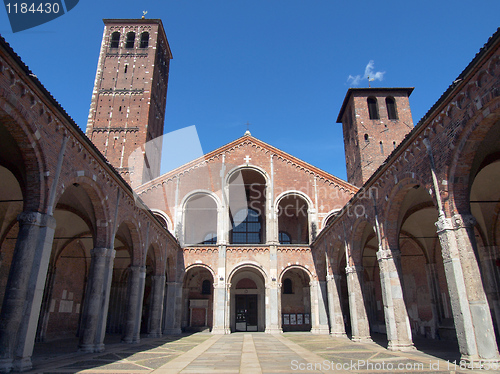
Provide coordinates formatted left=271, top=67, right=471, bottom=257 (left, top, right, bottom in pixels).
left=265, top=286, right=281, bottom=333
left=79, top=247, right=115, bottom=353
left=265, top=245, right=281, bottom=333
left=479, top=246, right=500, bottom=340
left=310, top=280, right=330, bottom=334
left=377, top=249, right=414, bottom=351
left=122, top=265, right=145, bottom=343
left=345, top=265, right=372, bottom=342
left=424, top=263, right=440, bottom=339
left=0, top=212, right=56, bottom=373
left=163, top=281, right=182, bottom=335
left=436, top=214, right=499, bottom=363
left=148, top=275, right=166, bottom=337
left=327, top=274, right=346, bottom=337
left=212, top=282, right=230, bottom=334
left=212, top=243, right=230, bottom=334
left=94, top=247, right=114, bottom=353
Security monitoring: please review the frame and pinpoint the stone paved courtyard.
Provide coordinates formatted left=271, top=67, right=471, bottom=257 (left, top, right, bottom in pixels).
left=24, top=333, right=494, bottom=373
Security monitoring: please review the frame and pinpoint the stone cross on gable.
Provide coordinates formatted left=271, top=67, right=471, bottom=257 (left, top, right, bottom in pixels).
left=244, top=155, right=251, bottom=165
left=244, top=122, right=251, bottom=136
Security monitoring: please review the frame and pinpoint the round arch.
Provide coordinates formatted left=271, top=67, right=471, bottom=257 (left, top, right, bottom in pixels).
left=180, top=189, right=222, bottom=211
left=228, top=264, right=267, bottom=332
left=183, top=263, right=217, bottom=281
left=448, top=112, right=500, bottom=215
left=322, top=209, right=342, bottom=230
left=227, top=261, right=268, bottom=285
left=274, top=190, right=313, bottom=210
left=113, top=218, right=141, bottom=264
left=150, top=208, right=173, bottom=232
left=278, top=264, right=313, bottom=284
left=382, top=177, right=438, bottom=249
left=225, top=164, right=270, bottom=186
left=0, top=104, right=45, bottom=212
left=350, top=217, right=376, bottom=265
left=55, top=175, right=111, bottom=248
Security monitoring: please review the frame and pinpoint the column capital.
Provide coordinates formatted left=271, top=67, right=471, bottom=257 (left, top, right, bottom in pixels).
left=435, top=215, right=454, bottom=233
left=17, top=211, right=56, bottom=229
left=152, top=274, right=166, bottom=281
left=452, top=213, right=476, bottom=230
left=129, top=265, right=146, bottom=277
left=345, top=265, right=363, bottom=274
left=90, top=247, right=115, bottom=258
left=326, top=274, right=341, bottom=281
left=376, top=249, right=401, bottom=261
left=166, top=281, right=181, bottom=287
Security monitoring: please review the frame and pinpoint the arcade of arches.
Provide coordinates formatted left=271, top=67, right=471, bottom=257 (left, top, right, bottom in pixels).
left=1, top=19, right=500, bottom=374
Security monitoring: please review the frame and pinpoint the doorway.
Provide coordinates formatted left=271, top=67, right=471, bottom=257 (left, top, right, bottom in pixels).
left=235, top=295, right=258, bottom=332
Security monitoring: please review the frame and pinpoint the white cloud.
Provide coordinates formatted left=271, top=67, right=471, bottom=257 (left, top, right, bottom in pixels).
left=347, top=60, right=385, bottom=86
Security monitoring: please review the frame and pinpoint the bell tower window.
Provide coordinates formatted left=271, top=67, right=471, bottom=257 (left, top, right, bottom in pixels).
left=126, top=32, right=135, bottom=49
left=386, top=97, right=398, bottom=119
left=140, top=32, right=149, bottom=48
left=367, top=97, right=379, bottom=120
left=110, top=32, right=120, bottom=48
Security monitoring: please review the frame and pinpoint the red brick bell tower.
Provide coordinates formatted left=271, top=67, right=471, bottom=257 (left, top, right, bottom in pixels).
left=86, top=19, right=172, bottom=187
left=337, top=88, right=414, bottom=187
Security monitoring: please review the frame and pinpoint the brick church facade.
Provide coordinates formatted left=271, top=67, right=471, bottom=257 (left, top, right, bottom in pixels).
left=0, top=18, right=499, bottom=372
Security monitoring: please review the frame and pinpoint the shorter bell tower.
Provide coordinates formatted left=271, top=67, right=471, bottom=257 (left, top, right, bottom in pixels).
left=337, top=88, right=414, bottom=187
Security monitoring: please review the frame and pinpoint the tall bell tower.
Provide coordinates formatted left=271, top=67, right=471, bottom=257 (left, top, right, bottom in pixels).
left=86, top=18, right=172, bottom=186
left=337, top=88, right=414, bottom=187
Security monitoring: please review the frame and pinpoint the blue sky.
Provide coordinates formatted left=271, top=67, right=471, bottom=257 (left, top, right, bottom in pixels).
left=1, top=1, right=499, bottom=181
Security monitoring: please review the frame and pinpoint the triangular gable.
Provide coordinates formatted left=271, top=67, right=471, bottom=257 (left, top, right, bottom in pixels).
left=136, top=134, right=358, bottom=194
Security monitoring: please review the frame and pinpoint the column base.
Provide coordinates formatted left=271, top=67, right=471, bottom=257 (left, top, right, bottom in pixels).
left=265, top=327, right=282, bottom=334
left=387, top=340, right=415, bottom=351
left=163, top=328, right=182, bottom=335
left=211, top=328, right=230, bottom=335
left=122, top=337, right=140, bottom=344
left=330, top=332, right=348, bottom=338
left=351, top=335, right=373, bottom=343
left=13, top=357, right=32, bottom=372
left=148, top=332, right=162, bottom=338
left=0, top=358, right=13, bottom=374
left=311, top=326, right=330, bottom=335
left=79, top=343, right=105, bottom=353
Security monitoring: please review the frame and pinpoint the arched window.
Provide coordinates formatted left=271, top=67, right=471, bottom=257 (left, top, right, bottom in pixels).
left=279, top=232, right=291, bottom=244
left=283, top=278, right=293, bottom=294
left=201, top=279, right=211, bottom=295
left=203, top=232, right=217, bottom=245
left=231, top=208, right=262, bottom=244
left=110, top=32, right=120, bottom=48
left=184, top=194, right=218, bottom=245
left=364, top=133, right=369, bottom=142
left=386, top=97, right=398, bottom=119
left=140, top=32, right=149, bottom=48
left=125, top=32, right=135, bottom=49
left=367, top=97, right=379, bottom=120
left=277, top=194, right=309, bottom=244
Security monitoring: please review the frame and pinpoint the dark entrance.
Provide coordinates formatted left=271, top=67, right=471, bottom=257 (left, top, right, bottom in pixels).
left=235, top=295, right=258, bottom=332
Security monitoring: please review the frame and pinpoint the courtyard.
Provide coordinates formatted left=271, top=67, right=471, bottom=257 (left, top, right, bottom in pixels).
left=24, top=332, right=489, bottom=373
